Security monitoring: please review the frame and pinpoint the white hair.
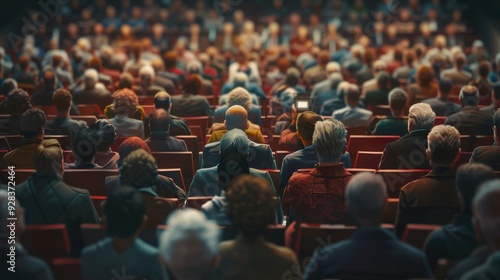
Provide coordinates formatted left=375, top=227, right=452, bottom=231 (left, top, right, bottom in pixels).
left=326, top=61, right=341, bottom=73
left=139, top=65, right=155, bottom=79
left=77, top=38, right=91, bottom=51
left=84, top=69, right=99, bottom=88
left=328, top=72, right=343, bottom=83
left=473, top=180, right=500, bottom=246
left=159, top=209, right=220, bottom=279
left=280, top=88, right=297, bottom=113
left=313, top=119, right=347, bottom=163
left=227, top=87, right=252, bottom=110
left=373, top=60, right=387, bottom=70
left=220, top=128, right=249, bottom=156
left=346, top=173, right=387, bottom=221
left=427, top=125, right=460, bottom=167
left=408, top=103, right=436, bottom=130
left=187, top=60, right=203, bottom=74
left=234, top=72, right=249, bottom=86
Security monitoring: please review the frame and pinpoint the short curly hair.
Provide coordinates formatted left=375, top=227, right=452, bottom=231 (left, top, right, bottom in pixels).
left=53, top=89, right=72, bottom=112
left=113, top=88, right=138, bottom=117
left=226, top=174, right=275, bottom=237
left=6, top=89, right=31, bottom=115
left=227, top=87, right=252, bottom=111
left=119, top=149, right=158, bottom=189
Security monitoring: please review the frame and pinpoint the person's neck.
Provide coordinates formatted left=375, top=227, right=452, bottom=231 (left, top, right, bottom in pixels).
left=56, top=111, right=70, bottom=118
left=391, top=111, right=404, bottom=117
left=112, top=236, right=136, bottom=254
left=302, top=140, right=312, bottom=147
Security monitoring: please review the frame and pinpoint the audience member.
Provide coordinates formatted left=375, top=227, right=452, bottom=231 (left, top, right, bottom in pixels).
left=66, top=127, right=102, bottom=169
left=82, top=186, right=167, bottom=280
left=422, top=77, right=461, bottom=116
left=364, top=71, right=392, bottom=109
left=31, top=68, right=58, bottom=106
left=274, top=88, right=296, bottom=135
left=134, top=65, right=166, bottom=96
left=89, top=119, right=119, bottom=168
left=303, top=173, right=433, bottom=280
left=372, top=88, right=409, bottom=136
left=214, top=87, right=262, bottom=126
left=145, top=109, right=187, bottom=152
left=159, top=209, right=220, bottom=280
left=395, top=125, right=462, bottom=237
left=470, top=108, right=500, bottom=170
left=207, top=105, right=264, bottom=143
left=440, top=52, right=473, bottom=85
left=215, top=174, right=300, bottom=279
left=0, top=89, right=32, bottom=135
left=283, top=119, right=352, bottom=223
left=45, top=89, right=87, bottom=135
left=109, top=88, right=145, bottom=138
left=16, top=139, right=99, bottom=256
left=1, top=108, right=45, bottom=169
left=152, top=91, right=191, bottom=136
left=170, top=75, right=213, bottom=118
left=424, top=163, right=496, bottom=269
left=332, top=84, right=373, bottom=128
left=480, top=83, right=500, bottom=116
left=311, top=72, right=343, bottom=114
left=445, top=85, right=492, bottom=135
left=73, top=69, right=113, bottom=111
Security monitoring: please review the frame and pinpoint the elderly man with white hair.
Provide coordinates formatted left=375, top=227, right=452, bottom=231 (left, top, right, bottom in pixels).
left=303, top=173, right=433, bottom=280
left=213, top=87, right=262, bottom=126
left=440, top=52, right=473, bottom=85
left=310, top=61, right=341, bottom=98
left=379, top=103, right=436, bottom=169
left=395, top=125, right=462, bottom=237
left=460, top=180, right=500, bottom=279
left=361, top=60, right=388, bottom=97
left=0, top=190, right=55, bottom=279
left=133, top=65, right=165, bottom=96
left=159, top=209, right=220, bottom=280
left=220, top=72, right=264, bottom=102
left=73, top=68, right=113, bottom=111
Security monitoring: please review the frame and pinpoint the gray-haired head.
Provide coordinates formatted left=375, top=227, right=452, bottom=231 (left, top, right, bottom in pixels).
left=388, top=88, right=408, bottom=115
left=187, top=60, right=203, bottom=75
left=84, top=68, right=99, bottom=89
left=346, top=172, right=387, bottom=225
left=139, top=65, right=156, bottom=80
left=459, top=85, right=479, bottom=107
left=159, top=209, right=220, bottom=280
left=472, top=179, right=500, bottom=249
left=408, top=103, right=436, bottom=131
left=281, top=88, right=297, bottom=113
left=326, top=61, right=341, bottom=74
left=329, top=72, right=343, bottom=89
left=234, top=72, right=248, bottom=88
left=220, top=128, right=249, bottom=157
left=313, top=119, right=347, bottom=163
left=427, top=125, right=461, bottom=167
left=227, top=87, right=252, bottom=111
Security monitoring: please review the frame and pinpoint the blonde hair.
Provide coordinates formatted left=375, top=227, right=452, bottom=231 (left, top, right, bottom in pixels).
left=427, top=125, right=460, bottom=167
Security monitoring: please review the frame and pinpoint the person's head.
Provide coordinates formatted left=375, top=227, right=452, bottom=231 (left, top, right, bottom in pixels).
left=408, top=103, right=436, bottom=132
left=42, top=68, right=57, bottom=89
left=388, top=88, right=408, bottom=116
left=20, top=108, right=45, bottom=139
left=160, top=209, right=220, bottom=280
left=104, top=186, right=146, bottom=239
left=1, top=79, right=18, bottom=96
left=184, top=75, right=202, bottom=95
left=277, top=57, right=290, bottom=74
left=87, top=55, right=103, bottom=71
left=119, top=149, right=158, bottom=189
left=372, top=60, right=387, bottom=75
left=459, top=85, right=480, bottom=107
left=226, top=174, right=276, bottom=238
left=217, top=152, right=250, bottom=191
left=233, top=72, right=248, bottom=88
left=117, top=137, right=151, bottom=166
left=149, top=109, right=171, bottom=133
left=0, top=190, right=25, bottom=239
left=494, top=108, right=500, bottom=143
left=453, top=52, right=466, bottom=69
left=478, top=61, right=491, bottom=79
left=346, top=173, right=387, bottom=226
left=227, top=87, right=252, bottom=111
left=139, top=65, right=155, bottom=85
left=472, top=180, right=500, bottom=250
left=6, top=89, right=31, bottom=115
left=164, top=51, right=178, bottom=69
left=18, top=55, right=30, bottom=72
left=90, top=119, right=117, bottom=151
left=427, top=125, right=461, bottom=168
left=280, top=88, right=297, bottom=113
left=154, top=91, right=172, bottom=112
left=52, top=89, right=73, bottom=114
left=326, top=61, right=341, bottom=74
left=296, top=111, right=323, bottom=146
left=317, top=51, right=330, bottom=67
left=219, top=128, right=249, bottom=158
left=33, top=139, right=63, bottom=174
left=71, top=127, right=99, bottom=163
left=344, top=84, right=361, bottom=107
left=83, top=68, right=99, bottom=89
left=118, top=72, right=134, bottom=89
left=113, top=88, right=138, bottom=117
left=224, top=105, right=249, bottom=131
left=285, top=67, right=300, bottom=86
left=404, top=50, right=415, bottom=66
left=456, top=163, right=496, bottom=214
left=416, top=65, right=435, bottom=87
left=376, top=71, right=391, bottom=90
left=438, top=77, right=452, bottom=97
left=313, top=119, right=347, bottom=164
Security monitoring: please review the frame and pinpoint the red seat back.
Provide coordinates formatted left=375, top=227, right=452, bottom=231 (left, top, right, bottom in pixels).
left=76, top=104, right=103, bottom=116
left=175, top=135, right=199, bottom=159
left=52, top=258, right=81, bottom=280
left=21, top=224, right=71, bottom=262
left=347, top=136, right=400, bottom=160
left=376, top=169, right=431, bottom=198
left=354, top=151, right=383, bottom=169
left=402, top=224, right=440, bottom=249
left=63, top=169, right=119, bottom=196
left=184, top=116, right=210, bottom=134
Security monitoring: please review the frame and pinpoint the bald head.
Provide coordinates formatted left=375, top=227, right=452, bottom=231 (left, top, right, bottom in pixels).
left=154, top=91, right=172, bottom=112
left=459, top=85, right=480, bottom=107
left=225, top=105, right=248, bottom=130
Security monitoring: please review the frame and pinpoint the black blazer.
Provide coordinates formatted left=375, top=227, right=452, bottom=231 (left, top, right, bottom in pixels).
left=105, top=175, right=187, bottom=202
left=470, top=145, right=500, bottom=170
left=201, top=140, right=277, bottom=170
left=445, top=107, right=493, bottom=136
left=379, top=129, right=432, bottom=169
left=303, top=227, right=433, bottom=280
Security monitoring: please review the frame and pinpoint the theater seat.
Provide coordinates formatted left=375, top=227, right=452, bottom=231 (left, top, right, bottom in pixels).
left=90, top=196, right=106, bottom=218
left=456, top=152, right=472, bottom=167
left=402, top=224, right=441, bottom=249
left=382, top=198, right=399, bottom=224
left=52, top=258, right=81, bottom=280
left=21, top=224, right=71, bottom=262
left=185, top=196, right=213, bottom=210
left=275, top=151, right=291, bottom=170
left=376, top=169, right=430, bottom=198
left=354, top=151, right=383, bottom=169
left=263, top=169, right=281, bottom=194
left=63, top=169, right=119, bottom=196
left=152, top=152, right=194, bottom=188
left=221, top=225, right=285, bottom=245
left=184, top=116, right=210, bottom=134
left=0, top=137, right=11, bottom=150
left=347, top=135, right=400, bottom=160
left=175, top=135, right=199, bottom=159
left=76, top=104, right=103, bottom=116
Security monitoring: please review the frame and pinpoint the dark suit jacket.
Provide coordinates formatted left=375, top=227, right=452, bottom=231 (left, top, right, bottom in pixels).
left=303, top=227, right=433, bottom=280
left=201, top=140, right=277, bottom=169
left=170, top=94, right=213, bottom=118
left=105, top=175, right=187, bottom=202
left=73, top=87, right=113, bottom=111
left=16, top=172, right=100, bottom=256
left=145, top=131, right=187, bottom=152
left=396, top=167, right=460, bottom=237
left=445, top=107, right=493, bottom=135
left=32, top=87, right=57, bottom=106
left=379, top=129, right=431, bottom=169
left=133, top=84, right=165, bottom=96
left=320, top=97, right=345, bottom=116
left=45, top=117, right=87, bottom=136
left=0, top=245, right=54, bottom=280
left=364, top=89, right=390, bottom=108
left=470, top=145, right=500, bottom=170
left=213, top=104, right=262, bottom=126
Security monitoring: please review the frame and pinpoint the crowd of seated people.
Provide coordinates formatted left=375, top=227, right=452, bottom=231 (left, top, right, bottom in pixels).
left=2, top=0, right=500, bottom=279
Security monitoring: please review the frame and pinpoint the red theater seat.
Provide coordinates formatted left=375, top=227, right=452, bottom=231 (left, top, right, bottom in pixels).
left=402, top=224, right=440, bottom=249
left=21, top=224, right=71, bottom=262
left=376, top=169, right=431, bottom=198
left=52, top=258, right=81, bottom=280
left=354, top=151, right=383, bottom=169
left=184, top=116, right=210, bottom=134
left=347, top=135, right=400, bottom=160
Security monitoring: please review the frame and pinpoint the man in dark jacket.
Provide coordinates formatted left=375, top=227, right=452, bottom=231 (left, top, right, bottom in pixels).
left=470, top=108, right=500, bottom=170
left=145, top=109, right=187, bottom=152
